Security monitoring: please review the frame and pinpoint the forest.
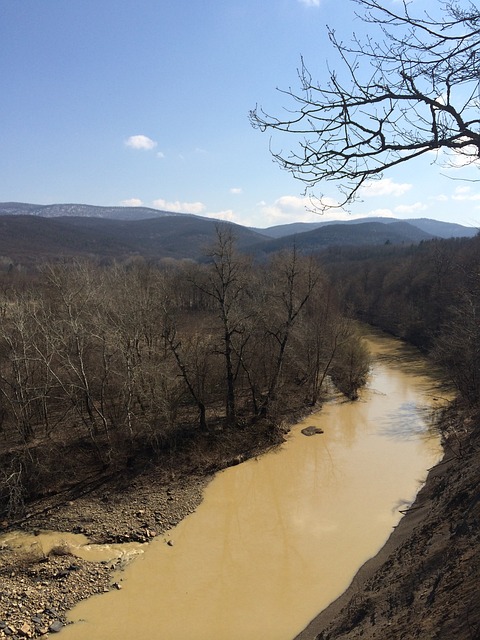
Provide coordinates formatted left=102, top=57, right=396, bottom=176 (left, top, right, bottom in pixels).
left=0, top=228, right=369, bottom=517
left=323, top=233, right=480, bottom=405
left=1, top=225, right=479, bottom=519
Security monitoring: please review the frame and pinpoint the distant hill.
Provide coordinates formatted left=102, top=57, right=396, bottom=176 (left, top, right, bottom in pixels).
left=0, top=214, right=269, bottom=265
left=251, top=220, right=436, bottom=255
left=253, top=216, right=477, bottom=240
left=0, top=202, right=179, bottom=221
left=0, top=202, right=476, bottom=266
left=403, top=217, right=478, bottom=239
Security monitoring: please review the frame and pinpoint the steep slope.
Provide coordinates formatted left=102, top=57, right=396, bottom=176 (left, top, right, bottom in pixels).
left=296, top=407, right=480, bottom=640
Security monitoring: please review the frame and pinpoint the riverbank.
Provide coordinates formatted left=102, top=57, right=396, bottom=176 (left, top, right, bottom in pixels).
left=2, top=402, right=478, bottom=639
left=0, top=422, right=286, bottom=639
left=0, top=472, right=209, bottom=638
left=295, top=402, right=480, bottom=640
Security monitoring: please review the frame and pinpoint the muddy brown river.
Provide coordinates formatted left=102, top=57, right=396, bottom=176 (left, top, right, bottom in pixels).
left=57, top=331, right=447, bottom=640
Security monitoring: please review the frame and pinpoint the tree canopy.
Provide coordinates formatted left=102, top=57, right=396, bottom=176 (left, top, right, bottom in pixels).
left=250, top=0, right=480, bottom=209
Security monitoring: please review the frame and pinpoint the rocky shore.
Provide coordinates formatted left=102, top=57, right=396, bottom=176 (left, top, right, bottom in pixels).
left=0, top=470, right=210, bottom=639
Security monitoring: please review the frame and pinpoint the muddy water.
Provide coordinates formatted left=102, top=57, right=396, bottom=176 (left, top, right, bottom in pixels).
left=60, top=331, right=448, bottom=640
left=0, top=530, right=144, bottom=564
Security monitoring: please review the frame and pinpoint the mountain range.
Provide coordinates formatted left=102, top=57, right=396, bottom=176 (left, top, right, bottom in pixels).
left=0, top=202, right=476, bottom=265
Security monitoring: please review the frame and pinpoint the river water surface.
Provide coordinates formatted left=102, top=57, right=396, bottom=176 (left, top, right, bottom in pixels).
left=58, top=331, right=448, bottom=640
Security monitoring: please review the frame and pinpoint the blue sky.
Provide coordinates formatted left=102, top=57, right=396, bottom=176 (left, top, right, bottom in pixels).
left=1, top=0, right=479, bottom=229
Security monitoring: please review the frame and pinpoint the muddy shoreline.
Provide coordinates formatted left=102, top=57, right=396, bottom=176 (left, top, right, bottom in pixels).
left=0, top=468, right=211, bottom=638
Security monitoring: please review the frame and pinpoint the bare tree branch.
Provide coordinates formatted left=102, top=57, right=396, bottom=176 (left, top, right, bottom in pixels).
left=250, top=0, right=480, bottom=210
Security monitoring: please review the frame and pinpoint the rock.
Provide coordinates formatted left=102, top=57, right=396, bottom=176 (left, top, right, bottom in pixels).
left=18, top=621, right=33, bottom=637
left=301, top=426, right=324, bottom=436
left=49, top=620, right=63, bottom=633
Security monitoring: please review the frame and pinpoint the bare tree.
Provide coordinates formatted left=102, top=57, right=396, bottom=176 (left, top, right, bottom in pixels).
left=258, top=247, right=320, bottom=416
left=195, top=226, right=251, bottom=427
left=250, top=0, right=480, bottom=208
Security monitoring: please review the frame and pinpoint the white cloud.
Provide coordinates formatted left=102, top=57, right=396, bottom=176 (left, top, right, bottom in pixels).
left=205, top=210, right=236, bottom=223
left=359, top=178, right=412, bottom=198
left=156, top=151, right=165, bottom=158
left=443, top=142, right=480, bottom=169
left=230, top=187, right=243, bottom=195
left=152, top=198, right=206, bottom=215
left=298, top=0, right=320, bottom=6
left=429, top=194, right=449, bottom=202
left=120, top=198, right=143, bottom=207
left=360, top=208, right=395, bottom=218
left=125, top=135, right=157, bottom=150
left=258, top=195, right=348, bottom=225
left=252, top=195, right=403, bottom=228
left=394, top=202, right=428, bottom=215
left=452, top=186, right=480, bottom=201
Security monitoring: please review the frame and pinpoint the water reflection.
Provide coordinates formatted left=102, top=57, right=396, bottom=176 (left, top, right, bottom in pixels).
left=60, top=330, right=448, bottom=640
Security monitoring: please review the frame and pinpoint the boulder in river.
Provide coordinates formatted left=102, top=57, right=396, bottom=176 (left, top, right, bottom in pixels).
left=301, top=426, right=324, bottom=437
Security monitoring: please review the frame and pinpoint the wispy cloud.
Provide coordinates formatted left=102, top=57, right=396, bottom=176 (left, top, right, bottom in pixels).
left=394, top=202, right=428, bottom=214
left=152, top=198, right=206, bottom=214
left=125, top=134, right=157, bottom=150
left=259, top=195, right=347, bottom=224
left=360, top=178, right=412, bottom=198
left=298, top=0, right=320, bottom=6
left=120, top=198, right=143, bottom=207
left=230, top=187, right=243, bottom=195
left=205, top=209, right=236, bottom=223
left=452, top=186, right=480, bottom=201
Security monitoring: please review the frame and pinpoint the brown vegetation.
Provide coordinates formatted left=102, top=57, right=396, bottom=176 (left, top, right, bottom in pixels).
left=0, top=228, right=369, bottom=519
left=323, top=234, right=480, bottom=404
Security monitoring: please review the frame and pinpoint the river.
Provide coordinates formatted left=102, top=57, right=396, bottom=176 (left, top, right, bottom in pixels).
left=57, top=330, right=447, bottom=640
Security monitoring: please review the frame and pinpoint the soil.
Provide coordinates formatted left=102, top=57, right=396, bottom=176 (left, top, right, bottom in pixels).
left=295, top=403, right=480, bottom=640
